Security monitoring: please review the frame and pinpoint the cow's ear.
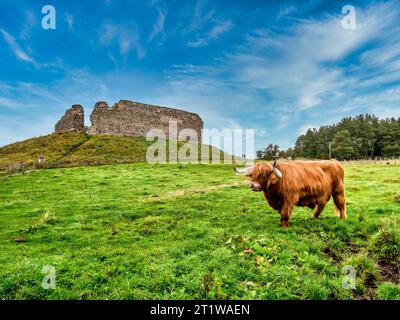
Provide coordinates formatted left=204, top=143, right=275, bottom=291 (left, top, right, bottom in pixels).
left=267, top=171, right=279, bottom=187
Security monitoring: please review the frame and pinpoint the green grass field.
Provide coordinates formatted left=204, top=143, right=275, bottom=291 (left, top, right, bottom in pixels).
left=0, top=162, right=399, bottom=300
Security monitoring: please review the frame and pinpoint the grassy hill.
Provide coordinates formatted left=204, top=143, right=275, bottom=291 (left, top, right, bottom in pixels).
left=0, top=132, right=229, bottom=170
left=0, top=162, right=399, bottom=299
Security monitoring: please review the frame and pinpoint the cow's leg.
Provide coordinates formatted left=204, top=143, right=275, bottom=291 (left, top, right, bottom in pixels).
left=334, top=205, right=341, bottom=217
left=313, top=202, right=326, bottom=218
left=333, top=189, right=347, bottom=219
left=279, top=203, right=294, bottom=228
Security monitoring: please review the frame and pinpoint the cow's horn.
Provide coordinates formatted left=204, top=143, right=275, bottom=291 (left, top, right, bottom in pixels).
left=273, top=167, right=282, bottom=178
left=232, top=157, right=253, bottom=175
left=272, top=153, right=282, bottom=178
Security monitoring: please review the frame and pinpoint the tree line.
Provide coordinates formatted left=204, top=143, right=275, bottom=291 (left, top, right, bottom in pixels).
left=257, top=114, right=400, bottom=160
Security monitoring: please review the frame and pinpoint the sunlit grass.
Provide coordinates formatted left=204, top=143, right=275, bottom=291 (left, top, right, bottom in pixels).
left=0, top=162, right=398, bottom=299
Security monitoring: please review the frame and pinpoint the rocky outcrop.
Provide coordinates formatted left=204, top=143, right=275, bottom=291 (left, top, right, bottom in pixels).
left=55, top=105, right=85, bottom=133
left=55, top=100, right=203, bottom=140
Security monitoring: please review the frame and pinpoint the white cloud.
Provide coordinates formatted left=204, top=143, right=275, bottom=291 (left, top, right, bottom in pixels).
left=186, top=0, right=216, bottom=33
left=337, top=87, right=400, bottom=118
left=0, top=114, right=58, bottom=147
left=160, top=1, right=400, bottom=150
left=277, top=4, right=297, bottom=20
left=226, top=1, right=400, bottom=113
left=2, top=1, right=399, bottom=153
left=256, top=129, right=268, bottom=137
left=19, top=10, right=36, bottom=40
left=0, top=67, right=171, bottom=146
left=187, top=20, right=233, bottom=47
left=0, top=26, right=66, bottom=72
left=182, top=0, right=232, bottom=47
left=64, top=13, right=74, bottom=31
left=0, top=28, right=37, bottom=67
left=99, top=23, right=146, bottom=59
left=0, top=96, right=24, bottom=109
left=298, top=124, right=316, bottom=135
left=208, top=20, right=233, bottom=39
left=148, top=9, right=167, bottom=42
left=107, top=53, right=118, bottom=68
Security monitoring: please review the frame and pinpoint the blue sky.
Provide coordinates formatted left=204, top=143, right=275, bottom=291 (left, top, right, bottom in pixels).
left=0, top=0, right=400, bottom=152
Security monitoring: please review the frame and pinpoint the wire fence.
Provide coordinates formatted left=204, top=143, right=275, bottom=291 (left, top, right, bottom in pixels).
left=340, top=157, right=400, bottom=165
left=2, top=162, right=25, bottom=175
left=0, top=161, right=48, bottom=176
left=0, top=156, right=399, bottom=176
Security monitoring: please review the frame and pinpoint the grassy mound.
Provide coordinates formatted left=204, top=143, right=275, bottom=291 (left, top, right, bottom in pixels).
left=0, top=132, right=228, bottom=170
left=0, top=132, right=89, bottom=168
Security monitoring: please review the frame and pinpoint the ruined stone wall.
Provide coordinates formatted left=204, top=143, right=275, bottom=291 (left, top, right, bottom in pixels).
left=55, top=105, right=85, bottom=133
left=55, top=100, right=203, bottom=141
left=88, top=100, right=203, bottom=141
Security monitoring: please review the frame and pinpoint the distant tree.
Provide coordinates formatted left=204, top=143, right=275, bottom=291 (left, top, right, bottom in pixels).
left=256, top=150, right=264, bottom=160
left=260, top=114, right=400, bottom=160
left=256, top=144, right=280, bottom=160
left=382, top=143, right=400, bottom=157
left=280, top=147, right=296, bottom=159
left=332, top=130, right=354, bottom=160
left=302, top=129, right=318, bottom=158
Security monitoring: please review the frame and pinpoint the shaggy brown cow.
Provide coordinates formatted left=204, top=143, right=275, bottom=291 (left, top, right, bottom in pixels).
left=233, top=159, right=346, bottom=227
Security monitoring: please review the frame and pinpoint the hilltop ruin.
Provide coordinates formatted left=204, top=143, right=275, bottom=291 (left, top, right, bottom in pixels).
left=55, top=100, right=203, bottom=140
left=54, top=104, right=85, bottom=133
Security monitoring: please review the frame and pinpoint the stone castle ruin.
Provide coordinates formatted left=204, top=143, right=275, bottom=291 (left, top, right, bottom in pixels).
left=54, top=104, right=85, bottom=133
left=55, top=100, right=203, bottom=141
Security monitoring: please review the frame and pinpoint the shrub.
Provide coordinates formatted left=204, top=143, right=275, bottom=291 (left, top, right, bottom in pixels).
left=369, top=220, right=400, bottom=261
left=376, top=282, right=400, bottom=300
left=342, top=253, right=380, bottom=290
left=38, top=211, right=58, bottom=225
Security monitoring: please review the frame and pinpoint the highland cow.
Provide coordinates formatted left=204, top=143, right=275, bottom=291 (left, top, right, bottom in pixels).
left=233, top=159, right=347, bottom=227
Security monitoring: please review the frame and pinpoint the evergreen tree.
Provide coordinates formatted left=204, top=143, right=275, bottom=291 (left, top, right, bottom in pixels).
left=257, top=114, right=400, bottom=160
left=332, top=130, right=354, bottom=160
